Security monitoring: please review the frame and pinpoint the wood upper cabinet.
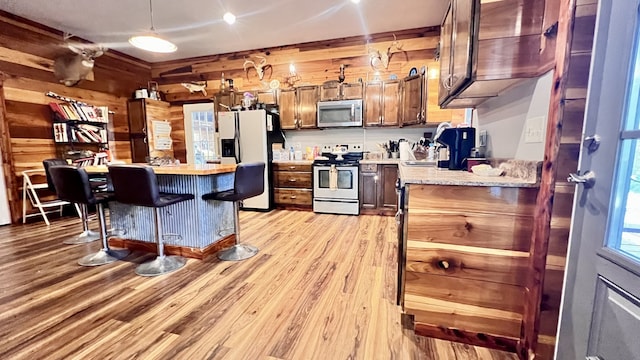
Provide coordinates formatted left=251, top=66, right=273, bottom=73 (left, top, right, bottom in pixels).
left=297, top=86, right=319, bottom=129
left=320, top=82, right=340, bottom=101
left=364, top=82, right=383, bottom=126
left=382, top=81, right=401, bottom=126
left=341, top=83, right=363, bottom=99
left=364, top=80, right=400, bottom=127
left=256, top=89, right=277, bottom=105
left=320, top=82, right=363, bottom=101
left=401, top=75, right=424, bottom=126
left=279, top=89, right=297, bottom=129
left=439, top=0, right=547, bottom=108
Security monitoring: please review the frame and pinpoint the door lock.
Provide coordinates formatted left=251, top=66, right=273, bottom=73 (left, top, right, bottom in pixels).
left=567, top=170, right=596, bottom=188
left=584, top=134, right=601, bottom=152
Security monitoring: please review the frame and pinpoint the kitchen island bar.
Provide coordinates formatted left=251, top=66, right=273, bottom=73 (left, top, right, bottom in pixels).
left=85, top=164, right=237, bottom=259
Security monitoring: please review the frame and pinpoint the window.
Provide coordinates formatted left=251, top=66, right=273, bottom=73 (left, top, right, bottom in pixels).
left=608, top=23, right=640, bottom=262
left=183, top=103, right=216, bottom=165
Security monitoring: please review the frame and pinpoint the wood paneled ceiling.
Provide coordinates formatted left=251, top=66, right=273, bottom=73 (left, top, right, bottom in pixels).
left=0, top=0, right=449, bottom=62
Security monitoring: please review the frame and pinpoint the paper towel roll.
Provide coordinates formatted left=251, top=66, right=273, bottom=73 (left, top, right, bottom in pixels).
left=399, top=142, right=411, bottom=161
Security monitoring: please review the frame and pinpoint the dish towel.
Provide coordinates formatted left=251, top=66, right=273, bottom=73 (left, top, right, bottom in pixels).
left=329, top=165, right=338, bottom=190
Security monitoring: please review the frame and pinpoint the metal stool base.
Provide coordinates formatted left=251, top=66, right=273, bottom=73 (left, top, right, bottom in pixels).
left=135, top=255, right=186, bottom=277
left=63, top=230, right=100, bottom=245
left=217, top=244, right=259, bottom=261
left=78, top=248, right=130, bottom=267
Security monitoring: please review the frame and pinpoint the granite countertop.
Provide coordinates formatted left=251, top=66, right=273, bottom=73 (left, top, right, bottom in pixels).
left=272, top=160, right=314, bottom=165
left=399, top=160, right=541, bottom=188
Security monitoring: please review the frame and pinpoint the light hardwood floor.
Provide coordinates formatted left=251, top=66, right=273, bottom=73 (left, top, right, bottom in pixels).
left=0, top=210, right=517, bottom=360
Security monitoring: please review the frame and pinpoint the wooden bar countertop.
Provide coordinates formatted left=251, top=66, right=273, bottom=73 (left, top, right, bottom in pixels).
left=84, top=163, right=237, bottom=176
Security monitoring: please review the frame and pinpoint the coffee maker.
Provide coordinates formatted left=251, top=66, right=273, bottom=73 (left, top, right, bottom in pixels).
left=436, top=127, right=476, bottom=170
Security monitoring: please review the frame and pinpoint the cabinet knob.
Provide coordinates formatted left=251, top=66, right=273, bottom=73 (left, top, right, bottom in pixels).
left=290, top=195, right=297, bottom=199
left=288, top=178, right=297, bottom=182
left=289, top=166, right=296, bottom=170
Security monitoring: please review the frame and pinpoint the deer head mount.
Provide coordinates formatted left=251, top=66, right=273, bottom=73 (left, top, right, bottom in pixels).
left=243, top=56, right=272, bottom=80
left=368, top=34, right=404, bottom=70
left=53, top=43, right=106, bottom=87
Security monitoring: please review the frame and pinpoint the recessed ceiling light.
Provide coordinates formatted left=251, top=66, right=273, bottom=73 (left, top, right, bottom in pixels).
left=351, top=0, right=361, bottom=3
left=223, top=12, right=236, bottom=24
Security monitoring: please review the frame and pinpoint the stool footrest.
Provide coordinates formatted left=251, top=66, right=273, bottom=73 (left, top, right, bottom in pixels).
left=217, top=244, right=259, bottom=261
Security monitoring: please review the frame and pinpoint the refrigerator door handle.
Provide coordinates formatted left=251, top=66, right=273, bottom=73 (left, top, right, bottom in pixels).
left=234, top=114, right=241, bottom=164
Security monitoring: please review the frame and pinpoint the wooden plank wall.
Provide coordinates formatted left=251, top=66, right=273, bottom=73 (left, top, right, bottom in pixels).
left=0, top=11, right=151, bottom=222
left=533, top=0, right=597, bottom=358
left=150, top=27, right=464, bottom=124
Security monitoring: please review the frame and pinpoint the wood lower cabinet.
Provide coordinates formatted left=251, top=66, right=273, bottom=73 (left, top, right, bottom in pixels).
left=273, top=162, right=313, bottom=209
left=401, top=184, right=538, bottom=352
left=359, top=163, right=398, bottom=215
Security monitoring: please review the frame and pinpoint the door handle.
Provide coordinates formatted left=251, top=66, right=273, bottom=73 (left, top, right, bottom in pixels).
left=586, top=356, right=604, bottom=360
left=584, top=134, right=601, bottom=152
left=567, top=170, right=596, bottom=188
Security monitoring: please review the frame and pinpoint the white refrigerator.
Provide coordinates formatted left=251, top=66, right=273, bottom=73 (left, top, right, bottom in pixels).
left=218, top=109, right=283, bottom=210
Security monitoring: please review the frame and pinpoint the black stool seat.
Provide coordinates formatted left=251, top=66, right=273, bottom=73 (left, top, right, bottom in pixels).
left=109, top=165, right=194, bottom=208
left=201, top=162, right=265, bottom=261
left=43, top=158, right=102, bottom=244
left=108, top=164, right=193, bottom=277
left=49, top=165, right=129, bottom=266
left=202, top=162, right=265, bottom=202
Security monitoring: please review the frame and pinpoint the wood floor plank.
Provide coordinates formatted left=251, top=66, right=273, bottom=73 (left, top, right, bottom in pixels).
left=0, top=210, right=518, bottom=360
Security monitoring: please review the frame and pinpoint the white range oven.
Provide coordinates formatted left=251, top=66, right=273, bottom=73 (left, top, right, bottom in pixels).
left=312, top=153, right=361, bottom=215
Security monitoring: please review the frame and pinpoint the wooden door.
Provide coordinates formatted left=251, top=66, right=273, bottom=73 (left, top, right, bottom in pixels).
left=379, top=165, right=398, bottom=210
left=359, top=165, right=378, bottom=210
left=297, top=86, right=319, bottom=129
left=557, top=1, right=640, bottom=359
left=127, top=99, right=148, bottom=163
left=364, top=82, right=382, bottom=127
left=320, top=82, right=340, bottom=101
left=342, top=83, right=363, bottom=99
left=382, top=80, right=400, bottom=126
left=401, top=75, right=423, bottom=126
left=256, top=90, right=277, bottom=105
left=438, top=2, right=453, bottom=106
left=279, top=89, right=297, bottom=129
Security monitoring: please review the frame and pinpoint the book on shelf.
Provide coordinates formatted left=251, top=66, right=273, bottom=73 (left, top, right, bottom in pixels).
left=53, top=123, right=68, bottom=142
left=48, top=102, right=109, bottom=123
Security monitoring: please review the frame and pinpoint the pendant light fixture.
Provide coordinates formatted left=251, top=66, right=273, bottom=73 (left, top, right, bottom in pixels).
left=128, top=0, right=177, bottom=53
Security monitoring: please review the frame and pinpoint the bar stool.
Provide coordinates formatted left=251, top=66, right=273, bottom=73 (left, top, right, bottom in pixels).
left=108, top=164, right=194, bottom=276
left=49, top=165, right=130, bottom=266
left=202, top=162, right=265, bottom=261
left=43, top=158, right=99, bottom=244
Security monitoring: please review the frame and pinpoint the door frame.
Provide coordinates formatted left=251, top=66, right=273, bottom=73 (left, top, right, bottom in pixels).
left=0, top=74, right=21, bottom=224
left=182, top=102, right=215, bottom=165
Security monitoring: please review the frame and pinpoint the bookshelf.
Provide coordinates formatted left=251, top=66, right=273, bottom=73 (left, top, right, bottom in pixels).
left=47, top=92, right=110, bottom=160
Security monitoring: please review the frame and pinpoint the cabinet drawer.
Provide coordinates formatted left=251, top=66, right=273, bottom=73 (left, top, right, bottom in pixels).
left=274, top=171, right=312, bottom=188
left=360, top=164, right=378, bottom=172
left=275, top=189, right=312, bottom=206
left=273, top=163, right=312, bottom=172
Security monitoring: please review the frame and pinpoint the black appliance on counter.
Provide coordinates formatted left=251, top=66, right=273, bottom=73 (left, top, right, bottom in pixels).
left=436, top=127, right=476, bottom=170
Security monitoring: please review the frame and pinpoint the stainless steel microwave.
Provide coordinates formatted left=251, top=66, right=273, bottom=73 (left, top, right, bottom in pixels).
left=317, top=99, right=363, bottom=128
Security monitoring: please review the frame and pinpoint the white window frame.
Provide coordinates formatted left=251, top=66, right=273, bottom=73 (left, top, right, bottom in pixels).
left=183, top=103, right=216, bottom=165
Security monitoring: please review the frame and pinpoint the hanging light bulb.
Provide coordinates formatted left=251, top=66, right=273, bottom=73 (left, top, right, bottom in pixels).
left=129, top=0, right=177, bottom=53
